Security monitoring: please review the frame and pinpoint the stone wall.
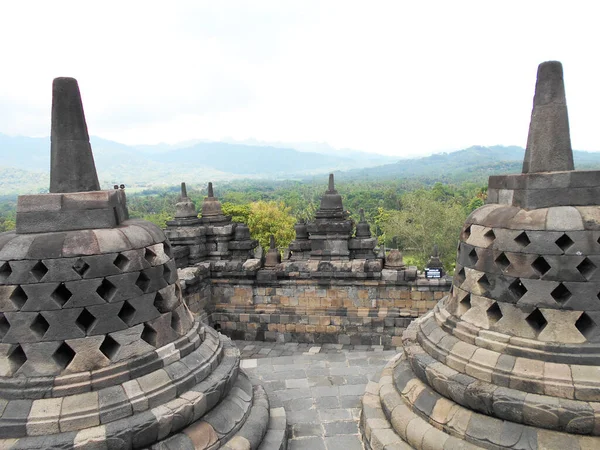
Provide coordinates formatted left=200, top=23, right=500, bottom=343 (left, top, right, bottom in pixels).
left=179, top=264, right=451, bottom=346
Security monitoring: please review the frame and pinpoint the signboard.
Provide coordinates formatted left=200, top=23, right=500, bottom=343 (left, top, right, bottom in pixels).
left=425, top=268, right=442, bottom=279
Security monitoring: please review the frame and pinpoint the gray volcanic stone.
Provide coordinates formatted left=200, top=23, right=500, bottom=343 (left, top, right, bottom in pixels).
left=522, top=61, right=574, bottom=174
left=50, top=77, right=100, bottom=193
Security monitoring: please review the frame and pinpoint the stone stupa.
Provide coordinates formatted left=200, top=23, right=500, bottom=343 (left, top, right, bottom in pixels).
left=0, top=78, right=285, bottom=449
left=361, top=61, right=600, bottom=449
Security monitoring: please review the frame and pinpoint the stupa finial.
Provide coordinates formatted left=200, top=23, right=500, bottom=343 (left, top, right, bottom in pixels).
left=207, top=182, right=214, bottom=198
left=181, top=182, right=187, bottom=198
left=50, top=77, right=100, bottom=193
left=522, top=61, right=574, bottom=173
left=328, top=173, right=335, bottom=192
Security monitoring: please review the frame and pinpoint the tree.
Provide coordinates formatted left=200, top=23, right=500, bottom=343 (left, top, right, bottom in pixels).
left=380, top=189, right=466, bottom=272
left=246, top=201, right=296, bottom=251
left=221, top=203, right=251, bottom=223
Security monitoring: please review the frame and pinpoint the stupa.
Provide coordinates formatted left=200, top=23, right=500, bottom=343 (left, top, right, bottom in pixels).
left=361, top=61, right=600, bottom=448
left=306, top=174, right=353, bottom=260
left=0, top=78, right=285, bottom=449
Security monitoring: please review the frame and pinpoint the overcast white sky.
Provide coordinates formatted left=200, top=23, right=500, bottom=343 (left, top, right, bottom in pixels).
left=1, top=1, right=598, bottom=156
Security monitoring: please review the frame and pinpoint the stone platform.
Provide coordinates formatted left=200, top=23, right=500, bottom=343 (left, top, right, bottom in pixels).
left=235, top=340, right=398, bottom=450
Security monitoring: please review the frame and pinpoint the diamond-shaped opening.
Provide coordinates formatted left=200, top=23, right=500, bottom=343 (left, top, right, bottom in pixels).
left=99, top=335, right=120, bottom=360
left=96, top=279, right=117, bottom=302
left=556, top=234, right=575, bottom=252
left=575, top=312, right=597, bottom=340
left=454, top=267, right=466, bottom=286
left=144, top=248, right=157, bottom=265
left=113, top=253, right=130, bottom=271
left=514, top=232, right=530, bottom=248
left=118, top=301, right=136, bottom=326
left=484, top=229, right=496, bottom=244
left=495, top=252, right=510, bottom=271
left=163, top=264, right=172, bottom=284
left=551, top=283, right=572, bottom=303
left=478, top=274, right=491, bottom=290
left=10, top=285, right=28, bottom=309
left=76, top=308, right=96, bottom=333
left=463, top=225, right=472, bottom=240
left=0, top=314, right=10, bottom=340
left=30, top=261, right=48, bottom=281
left=141, top=323, right=157, bottom=347
left=526, top=308, right=547, bottom=332
left=163, top=242, right=172, bottom=258
left=171, top=311, right=181, bottom=332
left=508, top=278, right=527, bottom=300
left=72, top=258, right=90, bottom=277
left=153, top=291, right=167, bottom=313
left=30, top=313, right=49, bottom=338
left=51, top=283, right=72, bottom=307
left=468, top=248, right=478, bottom=265
left=52, top=342, right=75, bottom=369
left=8, top=344, right=27, bottom=372
left=136, top=272, right=151, bottom=293
left=531, top=256, right=551, bottom=276
left=458, top=293, right=471, bottom=315
left=577, top=257, right=597, bottom=280
left=486, top=302, right=503, bottom=324
left=0, top=261, right=12, bottom=282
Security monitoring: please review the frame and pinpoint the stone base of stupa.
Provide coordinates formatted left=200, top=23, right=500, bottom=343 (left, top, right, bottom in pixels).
left=0, top=322, right=287, bottom=449
left=360, top=303, right=600, bottom=450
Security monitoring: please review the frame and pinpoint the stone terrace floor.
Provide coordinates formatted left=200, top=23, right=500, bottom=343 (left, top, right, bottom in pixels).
left=233, top=341, right=402, bottom=450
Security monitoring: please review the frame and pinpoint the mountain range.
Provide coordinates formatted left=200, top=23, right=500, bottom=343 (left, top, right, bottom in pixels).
left=1, top=133, right=600, bottom=194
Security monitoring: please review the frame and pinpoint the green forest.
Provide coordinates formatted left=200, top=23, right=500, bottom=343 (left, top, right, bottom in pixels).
left=0, top=179, right=486, bottom=274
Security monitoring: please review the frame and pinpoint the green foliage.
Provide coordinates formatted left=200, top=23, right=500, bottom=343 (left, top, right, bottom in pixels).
left=221, top=203, right=251, bottom=223
left=140, top=212, right=172, bottom=229
left=246, top=201, right=296, bottom=250
left=380, top=187, right=467, bottom=271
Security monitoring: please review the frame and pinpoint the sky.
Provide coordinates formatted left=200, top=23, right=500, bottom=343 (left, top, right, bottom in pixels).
left=1, top=1, right=599, bottom=157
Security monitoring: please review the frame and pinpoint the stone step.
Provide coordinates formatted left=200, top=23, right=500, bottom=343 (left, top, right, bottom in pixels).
left=0, top=334, right=241, bottom=449
left=362, top=348, right=600, bottom=450
left=220, top=384, right=269, bottom=450
left=256, top=407, right=287, bottom=450
left=150, top=370, right=254, bottom=449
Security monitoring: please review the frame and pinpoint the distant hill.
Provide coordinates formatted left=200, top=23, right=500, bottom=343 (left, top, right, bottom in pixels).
left=1, top=135, right=600, bottom=194
left=338, top=145, right=600, bottom=184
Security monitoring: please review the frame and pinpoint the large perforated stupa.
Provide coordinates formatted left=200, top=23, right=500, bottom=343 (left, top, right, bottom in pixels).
left=361, top=61, right=600, bottom=449
left=0, top=78, right=285, bottom=449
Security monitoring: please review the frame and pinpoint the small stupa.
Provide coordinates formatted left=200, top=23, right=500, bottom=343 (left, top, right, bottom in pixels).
left=306, top=174, right=353, bottom=260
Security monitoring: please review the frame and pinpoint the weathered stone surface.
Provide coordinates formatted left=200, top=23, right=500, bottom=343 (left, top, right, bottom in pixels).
left=523, top=61, right=573, bottom=174
left=50, top=77, right=100, bottom=193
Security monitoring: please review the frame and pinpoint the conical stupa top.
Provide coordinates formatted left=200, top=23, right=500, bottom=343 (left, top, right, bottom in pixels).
left=181, top=181, right=188, bottom=198
left=359, top=208, right=366, bottom=222
left=50, top=77, right=100, bottom=193
left=207, top=182, right=214, bottom=198
left=328, top=173, right=337, bottom=193
left=522, top=61, right=574, bottom=173
left=269, top=234, right=276, bottom=249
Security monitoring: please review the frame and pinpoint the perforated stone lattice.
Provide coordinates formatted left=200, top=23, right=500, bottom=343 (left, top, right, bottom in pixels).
left=0, top=238, right=191, bottom=376
left=455, top=211, right=600, bottom=342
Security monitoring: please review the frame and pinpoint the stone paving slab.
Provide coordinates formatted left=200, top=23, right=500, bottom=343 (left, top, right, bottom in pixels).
left=233, top=340, right=398, bottom=450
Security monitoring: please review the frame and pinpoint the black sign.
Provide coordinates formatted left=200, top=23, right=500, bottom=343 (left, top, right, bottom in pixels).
left=425, top=268, right=442, bottom=279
